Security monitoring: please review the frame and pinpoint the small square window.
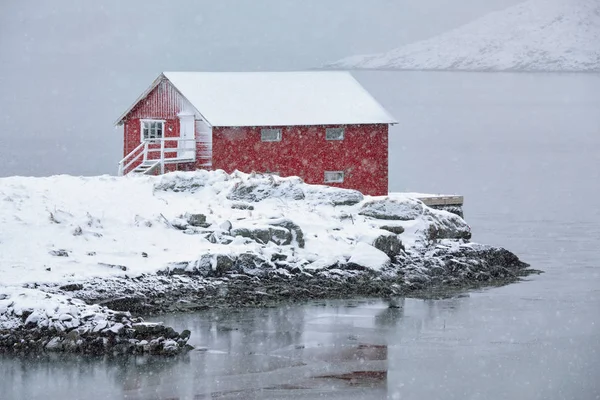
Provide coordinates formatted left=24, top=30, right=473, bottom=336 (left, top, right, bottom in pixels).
left=141, top=120, right=164, bottom=141
left=324, top=171, right=344, bottom=183
left=261, top=128, right=282, bottom=142
left=326, top=127, right=344, bottom=141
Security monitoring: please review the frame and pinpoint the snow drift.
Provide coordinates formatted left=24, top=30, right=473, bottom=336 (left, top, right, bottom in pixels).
left=327, top=0, right=600, bottom=72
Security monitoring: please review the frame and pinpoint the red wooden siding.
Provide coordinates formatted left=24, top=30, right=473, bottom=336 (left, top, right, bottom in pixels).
left=122, top=79, right=196, bottom=173
left=212, top=124, right=388, bottom=196
left=121, top=78, right=390, bottom=194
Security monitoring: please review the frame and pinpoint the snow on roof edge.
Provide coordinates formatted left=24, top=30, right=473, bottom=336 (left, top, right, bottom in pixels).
left=117, top=71, right=398, bottom=127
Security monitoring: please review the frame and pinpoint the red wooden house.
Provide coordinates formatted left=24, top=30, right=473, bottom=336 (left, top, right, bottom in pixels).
left=115, top=71, right=396, bottom=196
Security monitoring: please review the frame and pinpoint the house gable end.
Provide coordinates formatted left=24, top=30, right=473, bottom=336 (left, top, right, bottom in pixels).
left=115, top=75, right=205, bottom=126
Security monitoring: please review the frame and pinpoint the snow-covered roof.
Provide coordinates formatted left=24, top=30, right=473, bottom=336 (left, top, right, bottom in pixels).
left=117, top=71, right=397, bottom=127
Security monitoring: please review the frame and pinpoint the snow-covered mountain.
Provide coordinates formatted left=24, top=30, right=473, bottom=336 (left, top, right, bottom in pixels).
left=327, top=0, right=600, bottom=72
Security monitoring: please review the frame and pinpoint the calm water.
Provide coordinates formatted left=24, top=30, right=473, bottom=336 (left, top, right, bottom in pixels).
left=1, top=71, right=599, bottom=399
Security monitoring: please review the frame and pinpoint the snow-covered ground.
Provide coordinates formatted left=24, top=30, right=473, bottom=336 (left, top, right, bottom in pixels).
left=1, top=170, right=529, bottom=353
left=326, top=0, right=600, bottom=72
left=0, top=171, right=435, bottom=289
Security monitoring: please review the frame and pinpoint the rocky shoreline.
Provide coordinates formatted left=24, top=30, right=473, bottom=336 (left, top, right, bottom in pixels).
left=0, top=171, right=536, bottom=356
left=37, top=241, right=532, bottom=314
left=1, top=241, right=532, bottom=356
left=1, top=322, right=192, bottom=357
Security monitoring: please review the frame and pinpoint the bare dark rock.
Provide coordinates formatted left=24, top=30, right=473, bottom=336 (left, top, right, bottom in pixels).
left=339, top=262, right=369, bottom=271
left=213, top=254, right=237, bottom=276
left=98, top=296, right=148, bottom=313
left=0, top=317, right=192, bottom=356
left=372, top=234, right=404, bottom=258
left=231, top=202, right=254, bottom=210
left=429, top=205, right=464, bottom=218
left=45, top=337, right=63, bottom=351
left=231, top=226, right=291, bottom=246
left=20, top=310, right=33, bottom=323
left=185, top=213, right=209, bottom=227
left=162, top=261, right=188, bottom=275
left=98, top=262, right=128, bottom=271
left=164, top=327, right=179, bottom=339
left=379, top=225, right=405, bottom=235
left=184, top=255, right=211, bottom=276
left=236, top=253, right=271, bottom=276
left=271, top=253, right=288, bottom=262
left=60, top=283, right=84, bottom=292
left=206, top=231, right=233, bottom=244
left=49, top=249, right=69, bottom=257
left=269, top=219, right=305, bottom=248
left=183, top=253, right=238, bottom=277
left=179, top=329, right=191, bottom=341
left=132, top=322, right=167, bottom=336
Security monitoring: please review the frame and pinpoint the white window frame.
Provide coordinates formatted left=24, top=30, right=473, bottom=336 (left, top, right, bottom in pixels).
left=325, top=127, right=345, bottom=141
left=140, top=119, right=165, bottom=142
left=324, top=171, right=344, bottom=183
left=261, top=128, right=282, bottom=142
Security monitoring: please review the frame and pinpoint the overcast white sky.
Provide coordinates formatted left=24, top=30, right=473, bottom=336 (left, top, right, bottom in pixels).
left=0, top=0, right=523, bottom=176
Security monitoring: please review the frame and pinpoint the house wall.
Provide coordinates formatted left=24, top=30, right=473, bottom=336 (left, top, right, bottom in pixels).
left=121, top=79, right=199, bottom=174
left=212, top=124, right=388, bottom=196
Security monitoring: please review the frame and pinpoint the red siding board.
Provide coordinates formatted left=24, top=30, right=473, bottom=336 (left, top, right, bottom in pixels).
left=212, top=124, right=388, bottom=196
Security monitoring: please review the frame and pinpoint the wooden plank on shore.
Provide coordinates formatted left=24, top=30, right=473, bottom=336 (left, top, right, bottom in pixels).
left=416, top=195, right=464, bottom=207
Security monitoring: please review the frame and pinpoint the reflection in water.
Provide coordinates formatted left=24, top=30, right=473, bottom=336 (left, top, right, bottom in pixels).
left=375, top=298, right=405, bottom=327
left=0, top=297, right=479, bottom=399
left=2, top=352, right=189, bottom=399
left=2, top=290, right=599, bottom=399
left=1, top=299, right=395, bottom=399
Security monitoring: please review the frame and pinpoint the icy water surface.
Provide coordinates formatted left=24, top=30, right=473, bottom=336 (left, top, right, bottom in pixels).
left=1, top=71, right=599, bottom=399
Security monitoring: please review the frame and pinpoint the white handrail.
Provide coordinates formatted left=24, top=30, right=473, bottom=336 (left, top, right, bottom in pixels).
left=122, top=141, right=149, bottom=174
left=117, top=141, right=147, bottom=176
left=117, top=138, right=196, bottom=176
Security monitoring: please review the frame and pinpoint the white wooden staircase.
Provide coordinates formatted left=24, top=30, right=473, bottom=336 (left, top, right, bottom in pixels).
left=130, top=160, right=162, bottom=175
left=117, top=138, right=196, bottom=176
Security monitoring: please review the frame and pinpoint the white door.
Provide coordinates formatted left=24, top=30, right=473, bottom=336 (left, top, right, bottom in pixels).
left=196, top=120, right=213, bottom=167
left=179, top=115, right=195, bottom=159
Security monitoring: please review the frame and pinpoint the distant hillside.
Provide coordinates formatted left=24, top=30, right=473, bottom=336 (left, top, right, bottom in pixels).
left=327, top=0, right=600, bottom=72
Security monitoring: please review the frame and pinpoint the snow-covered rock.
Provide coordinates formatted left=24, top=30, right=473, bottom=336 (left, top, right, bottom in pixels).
left=0, top=170, right=531, bottom=354
left=327, top=0, right=600, bottom=72
left=226, top=174, right=305, bottom=202
left=359, top=197, right=425, bottom=220
left=423, top=208, right=472, bottom=241
left=348, top=242, right=391, bottom=271
left=0, top=287, right=191, bottom=355
left=303, top=185, right=364, bottom=206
